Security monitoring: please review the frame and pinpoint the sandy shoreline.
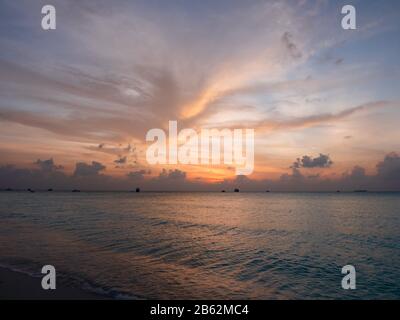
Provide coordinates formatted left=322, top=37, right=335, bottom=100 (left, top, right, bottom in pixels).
left=0, top=267, right=107, bottom=300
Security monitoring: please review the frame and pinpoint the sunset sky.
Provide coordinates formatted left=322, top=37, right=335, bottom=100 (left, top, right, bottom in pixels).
left=0, top=0, right=400, bottom=191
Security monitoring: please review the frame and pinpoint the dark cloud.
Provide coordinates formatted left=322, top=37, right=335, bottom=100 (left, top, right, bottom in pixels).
left=158, top=169, right=186, bottom=181
left=335, top=58, right=344, bottom=65
left=127, top=169, right=149, bottom=181
left=114, top=156, right=127, bottom=165
left=282, top=32, right=302, bottom=59
left=292, top=153, right=333, bottom=168
left=340, top=165, right=370, bottom=190
left=0, top=163, right=71, bottom=190
left=88, top=143, right=135, bottom=157
left=74, top=161, right=106, bottom=176
left=349, top=166, right=366, bottom=179
left=1, top=153, right=400, bottom=192
left=35, top=158, right=63, bottom=172
left=376, top=152, right=400, bottom=181
left=279, top=166, right=305, bottom=186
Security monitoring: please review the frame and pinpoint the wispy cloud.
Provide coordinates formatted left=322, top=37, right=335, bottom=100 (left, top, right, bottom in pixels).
left=0, top=0, right=399, bottom=185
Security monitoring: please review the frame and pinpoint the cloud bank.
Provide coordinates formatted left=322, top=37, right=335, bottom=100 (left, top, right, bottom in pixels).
left=1, top=153, right=399, bottom=191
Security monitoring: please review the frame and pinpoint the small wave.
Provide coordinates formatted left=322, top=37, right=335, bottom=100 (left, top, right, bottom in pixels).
left=0, top=261, right=140, bottom=300
left=0, top=262, right=41, bottom=278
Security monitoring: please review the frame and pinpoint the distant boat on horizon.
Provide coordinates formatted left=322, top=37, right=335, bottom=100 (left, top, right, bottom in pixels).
left=72, top=189, right=81, bottom=193
left=234, top=188, right=240, bottom=192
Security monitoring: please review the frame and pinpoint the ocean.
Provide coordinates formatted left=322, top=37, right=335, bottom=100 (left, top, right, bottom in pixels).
left=0, top=191, right=399, bottom=299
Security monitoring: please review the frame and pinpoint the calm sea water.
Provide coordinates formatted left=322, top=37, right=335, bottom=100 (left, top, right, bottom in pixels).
left=0, top=192, right=399, bottom=299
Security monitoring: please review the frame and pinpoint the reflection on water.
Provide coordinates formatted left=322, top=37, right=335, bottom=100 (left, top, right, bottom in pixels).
left=0, top=192, right=400, bottom=299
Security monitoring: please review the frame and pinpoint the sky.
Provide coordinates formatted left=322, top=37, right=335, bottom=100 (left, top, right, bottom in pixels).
left=0, top=0, right=399, bottom=191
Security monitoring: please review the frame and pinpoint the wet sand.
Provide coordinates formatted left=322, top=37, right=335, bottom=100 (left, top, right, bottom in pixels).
left=0, top=267, right=106, bottom=300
